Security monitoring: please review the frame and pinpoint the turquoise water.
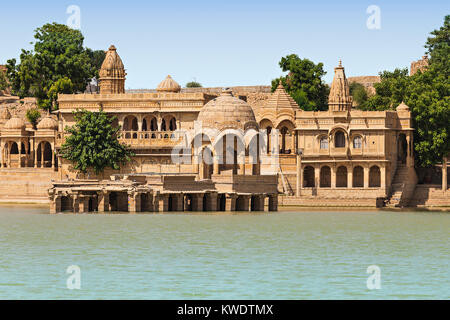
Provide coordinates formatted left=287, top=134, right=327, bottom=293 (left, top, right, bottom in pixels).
left=0, top=206, right=449, bottom=299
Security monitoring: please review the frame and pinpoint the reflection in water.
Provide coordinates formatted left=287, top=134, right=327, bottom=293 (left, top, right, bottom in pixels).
left=0, top=206, right=448, bottom=299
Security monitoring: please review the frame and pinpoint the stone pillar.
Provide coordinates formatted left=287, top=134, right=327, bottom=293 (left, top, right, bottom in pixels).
left=225, top=194, right=237, bottom=211
left=239, top=155, right=246, bottom=175
left=443, top=157, right=448, bottom=191
left=348, top=166, right=353, bottom=188
left=34, top=143, right=37, bottom=168
left=51, top=146, right=55, bottom=169
left=406, top=133, right=412, bottom=167
left=18, top=141, right=22, bottom=168
left=331, top=165, right=336, bottom=188
left=0, top=145, right=3, bottom=168
left=50, top=196, right=61, bottom=214
left=146, top=192, right=154, bottom=212
left=236, top=195, right=250, bottom=211
left=314, top=165, right=320, bottom=188
left=364, top=166, right=369, bottom=188
left=296, top=154, right=301, bottom=197
left=72, top=195, right=80, bottom=213
left=381, top=165, right=387, bottom=191
left=268, top=194, right=278, bottom=211
left=175, top=193, right=184, bottom=211
left=213, top=156, right=220, bottom=175
left=252, top=195, right=265, bottom=211
left=78, top=196, right=89, bottom=213
left=157, top=194, right=169, bottom=212
left=97, top=191, right=110, bottom=213
left=191, top=194, right=204, bottom=211
left=205, top=193, right=217, bottom=211
left=128, top=192, right=141, bottom=213
left=40, top=144, right=44, bottom=168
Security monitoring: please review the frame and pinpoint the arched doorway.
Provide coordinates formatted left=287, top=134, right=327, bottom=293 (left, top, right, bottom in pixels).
left=123, top=115, right=138, bottom=138
left=37, top=141, right=53, bottom=168
left=336, top=166, right=347, bottom=187
left=398, top=134, right=407, bottom=164
left=369, top=166, right=381, bottom=187
left=353, top=166, right=364, bottom=187
left=277, top=120, right=295, bottom=154
left=303, top=166, right=315, bottom=187
left=215, top=133, right=245, bottom=175
left=320, top=166, right=331, bottom=188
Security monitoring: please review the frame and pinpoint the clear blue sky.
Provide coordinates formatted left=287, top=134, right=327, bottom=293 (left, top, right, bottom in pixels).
left=1, top=0, right=448, bottom=89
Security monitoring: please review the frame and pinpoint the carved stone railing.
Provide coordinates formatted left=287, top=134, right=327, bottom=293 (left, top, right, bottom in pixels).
left=118, top=131, right=184, bottom=147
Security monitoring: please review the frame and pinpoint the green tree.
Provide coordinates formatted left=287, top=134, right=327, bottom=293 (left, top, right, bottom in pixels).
left=272, top=54, right=329, bottom=111
left=359, top=68, right=410, bottom=111
left=358, top=15, right=449, bottom=167
left=0, top=69, right=8, bottom=92
left=186, top=81, right=202, bottom=88
left=26, top=108, right=41, bottom=130
left=349, top=82, right=368, bottom=106
left=6, top=23, right=103, bottom=110
left=60, top=110, right=134, bottom=174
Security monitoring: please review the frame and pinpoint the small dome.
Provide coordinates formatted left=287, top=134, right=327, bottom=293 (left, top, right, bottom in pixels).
left=396, top=101, right=410, bottom=111
left=0, top=107, right=11, bottom=120
left=197, top=89, right=258, bottom=131
left=4, top=116, right=25, bottom=130
left=156, top=75, right=181, bottom=93
left=37, top=116, right=58, bottom=130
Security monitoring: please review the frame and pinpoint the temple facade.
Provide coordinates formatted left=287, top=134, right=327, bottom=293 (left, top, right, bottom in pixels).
left=1, top=46, right=447, bottom=210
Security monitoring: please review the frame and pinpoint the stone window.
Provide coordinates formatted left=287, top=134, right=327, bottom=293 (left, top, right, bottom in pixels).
left=353, top=136, right=362, bottom=149
left=320, top=166, right=331, bottom=188
left=335, top=131, right=346, bottom=148
left=320, top=136, right=328, bottom=149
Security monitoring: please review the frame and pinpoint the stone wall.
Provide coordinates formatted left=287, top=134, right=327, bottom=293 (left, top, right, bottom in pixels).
left=409, top=185, right=450, bottom=207
left=410, top=56, right=429, bottom=76
left=0, top=168, right=58, bottom=202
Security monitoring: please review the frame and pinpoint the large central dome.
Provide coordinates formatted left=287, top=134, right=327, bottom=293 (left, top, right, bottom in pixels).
left=197, top=89, right=258, bottom=131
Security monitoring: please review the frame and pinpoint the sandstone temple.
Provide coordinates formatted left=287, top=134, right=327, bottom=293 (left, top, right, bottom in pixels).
left=0, top=47, right=448, bottom=212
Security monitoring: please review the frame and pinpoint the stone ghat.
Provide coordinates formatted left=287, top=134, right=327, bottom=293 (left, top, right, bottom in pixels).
left=48, top=174, right=279, bottom=214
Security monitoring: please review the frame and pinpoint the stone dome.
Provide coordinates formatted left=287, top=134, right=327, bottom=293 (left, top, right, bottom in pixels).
left=197, top=89, right=258, bottom=131
left=4, top=116, right=25, bottom=130
left=156, top=75, right=181, bottom=93
left=0, top=107, right=11, bottom=120
left=396, top=101, right=410, bottom=112
left=37, top=116, right=58, bottom=130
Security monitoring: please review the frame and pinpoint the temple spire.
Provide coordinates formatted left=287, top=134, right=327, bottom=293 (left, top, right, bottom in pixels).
left=99, top=45, right=126, bottom=94
left=328, top=60, right=352, bottom=113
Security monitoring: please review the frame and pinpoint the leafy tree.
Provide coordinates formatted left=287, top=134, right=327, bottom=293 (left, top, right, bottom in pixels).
left=0, top=69, right=8, bottom=92
left=272, top=54, right=329, bottom=111
left=349, top=82, right=368, bottom=106
left=186, top=81, right=202, bottom=88
left=358, top=15, right=449, bottom=166
left=26, top=108, right=41, bottom=129
left=60, top=110, right=134, bottom=174
left=6, top=23, right=103, bottom=110
left=359, top=68, right=409, bottom=111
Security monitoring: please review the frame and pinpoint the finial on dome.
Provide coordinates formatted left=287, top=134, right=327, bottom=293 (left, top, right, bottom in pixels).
left=108, top=45, right=117, bottom=51
left=221, top=88, right=233, bottom=95
left=339, top=59, right=342, bottom=67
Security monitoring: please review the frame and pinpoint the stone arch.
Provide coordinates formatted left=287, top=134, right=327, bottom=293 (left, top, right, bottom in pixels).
left=398, top=133, right=407, bottom=164
left=369, top=166, right=381, bottom=188
left=142, top=115, right=158, bottom=132
left=9, top=142, right=19, bottom=154
left=60, top=196, right=72, bottom=212
left=276, top=120, right=295, bottom=154
left=353, top=166, right=364, bottom=187
left=161, top=114, right=177, bottom=131
left=201, top=146, right=214, bottom=179
left=320, top=166, right=331, bottom=188
left=37, top=141, right=53, bottom=168
left=259, top=119, right=274, bottom=154
left=336, top=166, right=348, bottom=187
left=303, top=166, right=315, bottom=187
left=123, top=115, right=138, bottom=138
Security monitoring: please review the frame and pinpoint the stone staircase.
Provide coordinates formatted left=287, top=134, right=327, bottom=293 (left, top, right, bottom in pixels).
left=385, top=163, right=417, bottom=208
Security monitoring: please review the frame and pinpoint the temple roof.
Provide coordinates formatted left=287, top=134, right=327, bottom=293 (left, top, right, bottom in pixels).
left=264, top=81, right=299, bottom=112
left=99, top=45, right=126, bottom=79
left=328, top=60, right=352, bottom=111
left=156, top=75, right=181, bottom=93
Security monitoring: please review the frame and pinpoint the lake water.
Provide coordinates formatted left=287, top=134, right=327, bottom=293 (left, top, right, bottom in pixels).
left=0, top=206, right=448, bottom=300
